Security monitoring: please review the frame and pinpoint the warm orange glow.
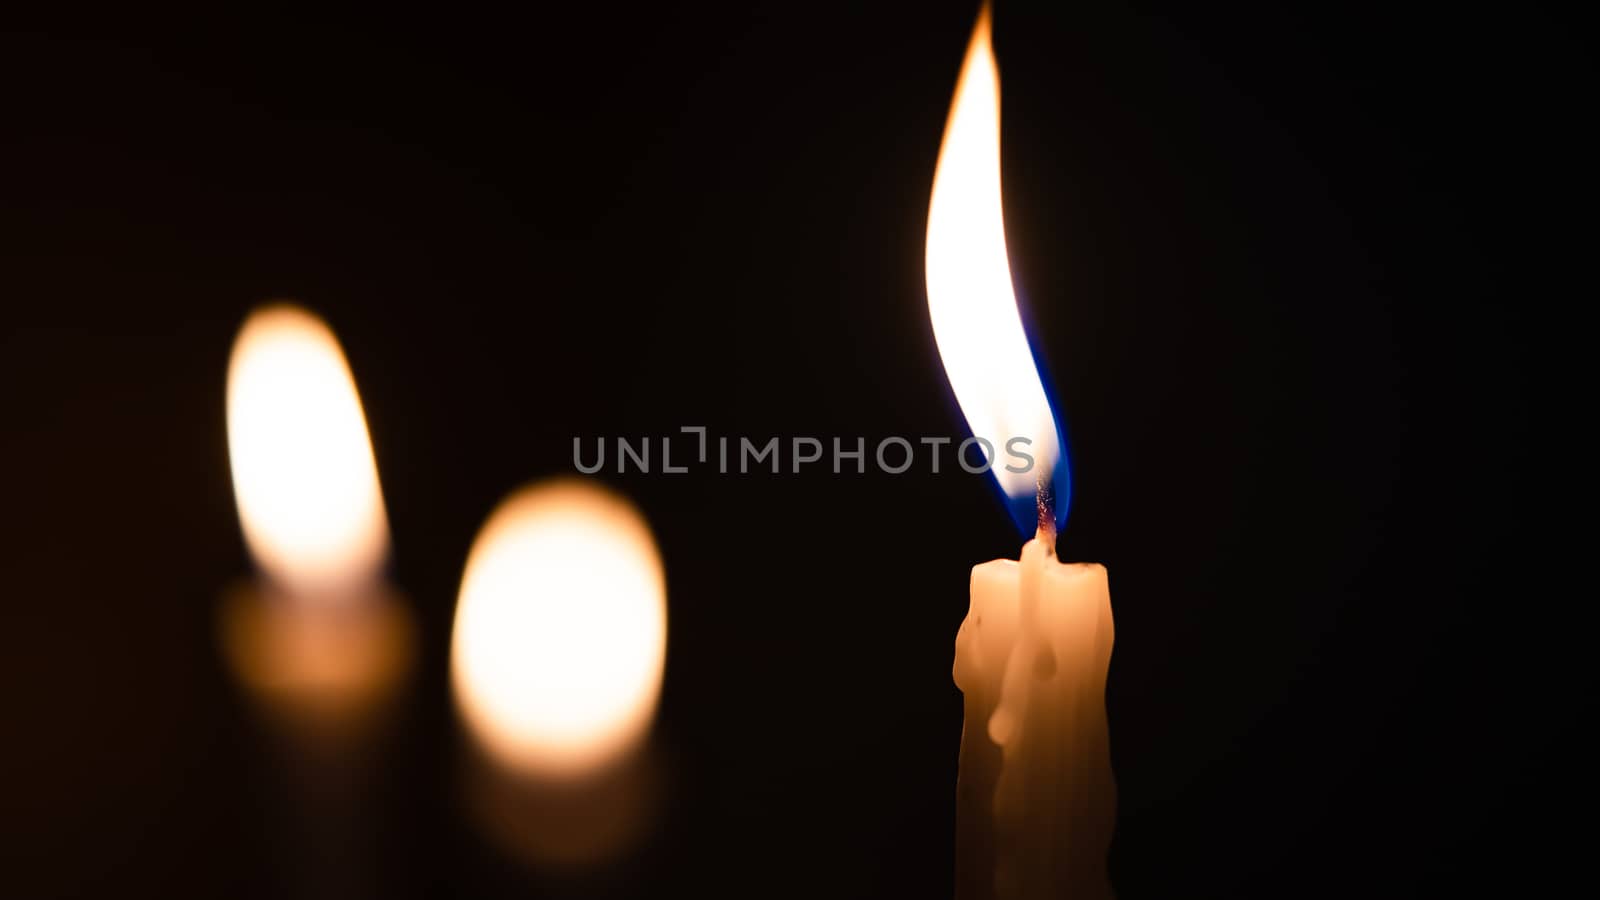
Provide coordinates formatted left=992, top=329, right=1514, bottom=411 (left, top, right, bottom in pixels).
left=226, top=304, right=390, bottom=602
left=451, top=480, right=667, bottom=779
left=925, top=8, right=1061, bottom=503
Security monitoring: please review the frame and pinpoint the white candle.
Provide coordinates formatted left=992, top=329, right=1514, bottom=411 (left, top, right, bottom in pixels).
left=925, top=7, right=1117, bottom=898
left=220, top=302, right=414, bottom=899
left=954, top=535, right=1116, bottom=900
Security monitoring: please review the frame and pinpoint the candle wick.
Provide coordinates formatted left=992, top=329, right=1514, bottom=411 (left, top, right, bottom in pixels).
left=1035, top=469, right=1056, bottom=555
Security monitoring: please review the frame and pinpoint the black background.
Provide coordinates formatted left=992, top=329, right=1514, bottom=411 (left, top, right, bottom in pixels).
left=1, top=2, right=1576, bottom=898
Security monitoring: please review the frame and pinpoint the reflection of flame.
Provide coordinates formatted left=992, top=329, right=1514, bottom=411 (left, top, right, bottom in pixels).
left=227, top=304, right=389, bottom=601
left=451, top=480, right=667, bottom=779
left=926, top=8, right=1063, bottom=509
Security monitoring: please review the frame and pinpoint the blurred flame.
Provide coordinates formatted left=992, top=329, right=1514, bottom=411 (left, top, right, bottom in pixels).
left=451, top=480, right=667, bottom=780
left=226, top=304, right=389, bottom=601
left=925, top=8, right=1063, bottom=510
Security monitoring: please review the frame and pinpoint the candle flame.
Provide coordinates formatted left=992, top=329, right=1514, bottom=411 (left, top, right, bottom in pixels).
left=226, top=304, right=390, bottom=602
left=926, top=7, right=1068, bottom=532
left=451, top=480, right=667, bottom=779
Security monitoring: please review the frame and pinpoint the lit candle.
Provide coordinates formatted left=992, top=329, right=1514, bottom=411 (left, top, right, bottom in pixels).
left=219, top=303, right=413, bottom=898
left=926, top=9, right=1116, bottom=900
left=451, top=478, right=668, bottom=868
left=221, top=302, right=412, bottom=735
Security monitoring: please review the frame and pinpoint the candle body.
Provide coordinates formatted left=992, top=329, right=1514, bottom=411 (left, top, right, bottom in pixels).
left=954, top=538, right=1116, bottom=900
left=460, top=739, right=660, bottom=870
left=220, top=582, right=413, bottom=900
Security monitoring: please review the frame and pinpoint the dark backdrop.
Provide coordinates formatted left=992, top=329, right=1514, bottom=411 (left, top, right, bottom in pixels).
left=1, top=2, right=1574, bottom=898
